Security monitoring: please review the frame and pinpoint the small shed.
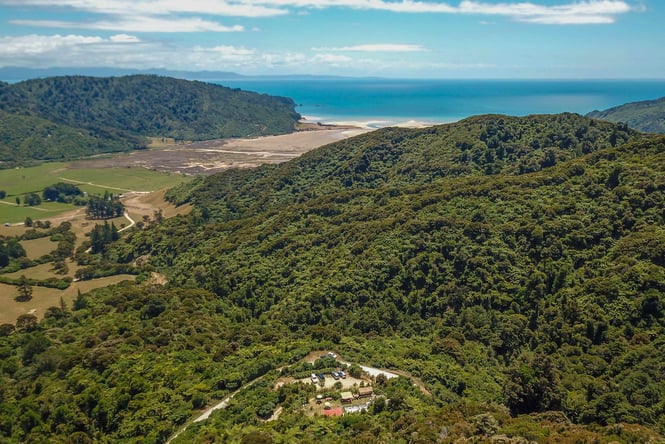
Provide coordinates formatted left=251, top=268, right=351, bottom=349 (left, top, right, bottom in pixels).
left=340, top=391, right=354, bottom=402
left=358, top=386, right=374, bottom=398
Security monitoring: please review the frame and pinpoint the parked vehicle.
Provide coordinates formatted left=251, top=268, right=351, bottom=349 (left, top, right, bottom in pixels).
left=331, top=371, right=340, bottom=380
left=339, top=370, right=346, bottom=379
left=318, top=373, right=325, bottom=381
left=311, top=373, right=319, bottom=383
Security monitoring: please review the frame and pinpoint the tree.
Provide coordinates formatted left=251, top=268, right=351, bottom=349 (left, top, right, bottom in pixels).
left=504, top=353, right=563, bottom=414
left=8, top=240, right=24, bottom=257
left=73, top=289, right=88, bottom=310
left=0, top=323, right=15, bottom=336
left=372, top=396, right=386, bottom=414
left=43, top=182, right=83, bottom=202
left=15, top=313, right=38, bottom=332
left=15, top=275, right=33, bottom=302
left=86, top=195, right=124, bottom=219
left=24, top=216, right=33, bottom=227
left=43, top=186, right=60, bottom=202
left=348, top=364, right=363, bottom=379
left=23, top=193, right=41, bottom=206
left=89, top=221, right=120, bottom=254
left=0, top=190, right=6, bottom=199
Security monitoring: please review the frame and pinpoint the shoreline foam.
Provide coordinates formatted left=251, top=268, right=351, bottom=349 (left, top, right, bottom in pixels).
left=300, top=115, right=447, bottom=129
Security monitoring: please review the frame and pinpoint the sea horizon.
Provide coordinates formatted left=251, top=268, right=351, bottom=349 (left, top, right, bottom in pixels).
left=216, top=78, right=665, bottom=128
left=3, top=74, right=664, bottom=129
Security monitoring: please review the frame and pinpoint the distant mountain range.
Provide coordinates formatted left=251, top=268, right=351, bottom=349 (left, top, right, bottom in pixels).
left=0, top=75, right=301, bottom=165
left=587, top=96, right=665, bottom=133
left=0, top=66, right=359, bottom=83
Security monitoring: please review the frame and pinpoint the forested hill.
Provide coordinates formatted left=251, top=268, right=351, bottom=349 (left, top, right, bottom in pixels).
left=587, top=96, right=665, bottom=133
left=115, top=114, right=664, bottom=439
left=0, top=75, right=300, bottom=164
left=167, top=112, right=639, bottom=219
left=2, top=114, right=665, bottom=442
left=0, top=109, right=141, bottom=163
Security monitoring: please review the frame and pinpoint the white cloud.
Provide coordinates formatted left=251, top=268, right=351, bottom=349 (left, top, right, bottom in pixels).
left=0, top=33, right=501, bottom=77
left=0, top=0, right=637, bottom=26
left=11, top=17, right=244, bottom=33
left=313, top=44, right=428, bottom=52
left=0, top=0, right=287, bottom=18
left=260, top=0, right=634, bottom=24
left=312, top=53, right=353, bottom=63
left=193, top=45, right=256, bottom=62
left=0, top=34, right=103, bottom=56
left=457, top=0, right=632, bottom=24
left=109, top=34, right=141, bottom=43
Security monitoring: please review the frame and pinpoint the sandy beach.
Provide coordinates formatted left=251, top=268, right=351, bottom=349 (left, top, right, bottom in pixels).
left=300, top=116, right=441, bottom=130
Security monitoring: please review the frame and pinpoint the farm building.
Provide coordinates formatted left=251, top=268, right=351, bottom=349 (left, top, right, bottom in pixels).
left=358, top=386, right=374, bottom=398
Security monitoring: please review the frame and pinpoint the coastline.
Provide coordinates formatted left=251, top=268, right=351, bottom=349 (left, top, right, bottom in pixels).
left=299, top=115, right=445, bottom=130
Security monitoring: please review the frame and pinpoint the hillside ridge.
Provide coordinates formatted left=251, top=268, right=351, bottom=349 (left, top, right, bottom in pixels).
left=1, top=113, right=664, bottom=443
left=587, top=96, right=665, bottom=133
left=0, top=75, right=301, bottom=165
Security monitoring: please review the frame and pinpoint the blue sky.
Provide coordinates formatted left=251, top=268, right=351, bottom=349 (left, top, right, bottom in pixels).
left=0, top=0, right=661, bottom=78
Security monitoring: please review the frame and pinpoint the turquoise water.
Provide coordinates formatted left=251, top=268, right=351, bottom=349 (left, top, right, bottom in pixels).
left=216, top=79, right=665, bottom=127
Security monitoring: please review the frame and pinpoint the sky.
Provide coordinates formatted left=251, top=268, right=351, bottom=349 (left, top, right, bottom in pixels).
left=0, top=0, right=662, bottom=78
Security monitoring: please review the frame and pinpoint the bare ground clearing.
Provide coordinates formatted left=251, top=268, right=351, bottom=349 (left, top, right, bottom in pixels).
left=69, top=127, right=370, bottom=175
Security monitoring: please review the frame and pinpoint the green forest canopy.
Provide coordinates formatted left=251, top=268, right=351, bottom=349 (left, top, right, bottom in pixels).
left=0, top=75, right=301, bottom=165
left=1, top=114, right=665, bottom=443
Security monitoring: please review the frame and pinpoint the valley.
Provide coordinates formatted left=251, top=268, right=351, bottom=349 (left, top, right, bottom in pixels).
left=67, top=125, right=370, bottom=175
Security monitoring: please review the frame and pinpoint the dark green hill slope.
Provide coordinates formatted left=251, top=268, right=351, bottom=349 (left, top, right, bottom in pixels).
left=0, top=110, right=142, bottom=163
left=168, top=113, right=638, bottom=219
left=2, top=115, right=664, bottom=443
left=1, top=75, right=300, bottom=140
left=587, top=96, right=665, bottom=133
left=0, top=75, right=300, bottom=164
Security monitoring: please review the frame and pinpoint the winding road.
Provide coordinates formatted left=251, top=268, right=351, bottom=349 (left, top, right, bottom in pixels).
left=164, top=355, right=426, bottom=443
left=119, top=212, right=135, bottom=232
left=166, top=377, right=264, bottom=444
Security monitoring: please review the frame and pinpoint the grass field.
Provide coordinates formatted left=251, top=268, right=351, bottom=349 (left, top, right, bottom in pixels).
left=0, top=274, right=137, bottom=325
left=5, top=262, right=69, bottom=280
left=0, top=201, right=74, bottom=225
left=0, top=162, right=192, bottom=223
left=19, top=238, right=57, bottom=260
left=0, top=160, right=188, bottom=324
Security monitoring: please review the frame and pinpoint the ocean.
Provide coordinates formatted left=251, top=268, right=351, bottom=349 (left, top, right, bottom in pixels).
left=215, top=79, right=665, bottom=128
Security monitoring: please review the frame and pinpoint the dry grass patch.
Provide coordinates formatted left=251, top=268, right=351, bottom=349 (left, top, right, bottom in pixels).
left=5, top=263, right=58, bottom=280
left=20, top=237, right=57, bottom=260
left=123, top=189, right=192, bottom=224
left=0, top=274, right=136, bottom=325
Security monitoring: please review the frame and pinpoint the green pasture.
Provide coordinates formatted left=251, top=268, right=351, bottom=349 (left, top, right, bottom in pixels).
left=59, top=167, right=191, bottom=193
left=0, top=162, right=192, bottom=223
left=0, top=201, right=74, bottom=225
